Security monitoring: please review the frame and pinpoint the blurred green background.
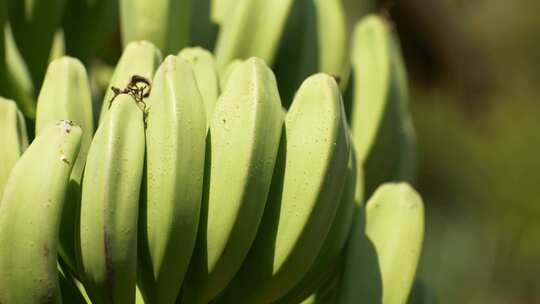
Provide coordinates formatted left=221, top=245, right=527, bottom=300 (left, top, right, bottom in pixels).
left=382, top=1, right=540, bottom=303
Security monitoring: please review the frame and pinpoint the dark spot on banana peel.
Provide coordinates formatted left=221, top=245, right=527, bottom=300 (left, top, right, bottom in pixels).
left=40, top=245, right=57, bottom=304
left=331, top=74, right=341, bottom=85
left=104, top=229, right=115, bottom=302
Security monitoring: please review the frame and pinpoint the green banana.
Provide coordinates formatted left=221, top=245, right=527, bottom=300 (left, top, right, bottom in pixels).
left=314, top=0, right=348, bottom=84
left=273, top=0, right=348, bottom=105
left=78, top=95, right=146, bottom=303
left=99, top=41, right=162, bottom=122
left=62, top=0, right=119, bottom=64
left=0, top=98, right=28, bottom=199
left=49, top=29, right=66, bottom=62
left=4, top=24, right=36, bottom=120
left=219, top=73, right=350, bottom=303
left=214, top=0, right=295, bottom=72
left=120, top=0, right=191, bottom=55
left=182, top=57, right=284, bottom=304
left=0, top=120, right=82, bottom=303
left=35, top=56, right=94, bottom=275
left=211, top=0, right=235, bottom=24
left=8, top=0, right=67, bottom=87
left=349, top=15, right=417, bottom=196
left=178, top=47, right=220, bottom=121
left=137, top=55, right=207, bottom=303
left=337, top=183, right=425, bottom=304
left=276, top=145, right=362, bottom=304
left=219, top=58, right=242, bottom=90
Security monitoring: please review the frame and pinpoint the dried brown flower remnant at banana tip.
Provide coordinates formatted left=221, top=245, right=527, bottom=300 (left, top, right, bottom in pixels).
left=108, top=74, right=152, bottom=109
left=56, top=120, right=75, bottom=134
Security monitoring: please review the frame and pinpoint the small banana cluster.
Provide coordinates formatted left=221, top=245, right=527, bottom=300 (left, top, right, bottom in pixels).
left=0, top=7, right=430, bottom=304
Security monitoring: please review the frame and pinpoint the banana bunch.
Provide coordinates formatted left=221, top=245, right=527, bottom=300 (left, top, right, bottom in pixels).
left=0, top=5, right=432, bottom=304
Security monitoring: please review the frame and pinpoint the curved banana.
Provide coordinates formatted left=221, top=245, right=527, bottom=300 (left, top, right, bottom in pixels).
left=178, top=47, right=220, bottom=121
left=349, top=15, right=417, bottom=196
left=337, top=183, right=425, bottom=304
left=0, top=98, right=28, bottom=199
left=35, top=56, right=94, bottom=275
left=276, top=145, right=362, bottom=304
left=214, top=0, right=295, bottom=71
left=49, top=30, right=66, bottom=62
left=182, top=57, right=284, bottom=304
left=219, top=58, right=242, bottom=90
left=120, top=0, right=191, bottom=54
left=4, top=24, right=36, bottom=119
left=0, top=120, right=82, bottom=304
left=219, top=73, right=350, bottom=303
left=99, top=40, right=162, bottom=122
left=8, top=0, right=66, bottom=86
left=273, top=0, right=348, bottom=104
left=137, top=55, right=207, bottom=303
left=78, top=95, right=146, bottom=303
left=211, top=0, right=235, bottom=24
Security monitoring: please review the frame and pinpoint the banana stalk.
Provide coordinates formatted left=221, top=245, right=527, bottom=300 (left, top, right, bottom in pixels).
left=137, top=55, right=207, bottom=303
left=0, top=120, right=82, bottom=304
left=182, top=58, right=284, bottom=304
left=99, top=41, right=162, bottom=122
left=120, top=0, right=191, bottom=55
left=78, top=95, right=146, bottom=303
left=0, top=98, right=28, bottom=199
left=349, top=15, right=417, bottom=196
left=219, top=74, right=350, bottom=303
left=178, top=47, right=220, bottom=121
left=35, top=56, right=94, bottom=275
left=338, top=183, right=425, bottom=304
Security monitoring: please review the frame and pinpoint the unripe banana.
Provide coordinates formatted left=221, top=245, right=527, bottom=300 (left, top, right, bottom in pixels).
left=49, top=30, right=66, bottom=62
left=211, top=0, right=234, bottom=24
left=137, top=55, right=207, bottom=303
left=78, top=95, right=146, bottom=303
left=276, top=145, right=362, bottom=304
left=219, top=73, right=350, bottom=303
left=338, top=183, right=424, bottom=304
left=178, top=47, right=220, bottom=121
left=120, top=0, right=191, bottom=55
left=219, top=58, right=242, bottom=90
left=214, top=0, right=295, bottom=71
left=273, top=0, right=348, bottom=104
left=99, top=41, right=162, bottom=122
left=35, top=56, right=94, bottom=275
left=0, top=120, right=82, bottom=304
left=182, top=57, right=284, bottom=304
left=0, top=98, right=28, bottom=199
left=8, top=0, right=66, bottom=87
left=4, top=24, right=36, bottom=119
left=349, top=15, right=417, bottom=196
